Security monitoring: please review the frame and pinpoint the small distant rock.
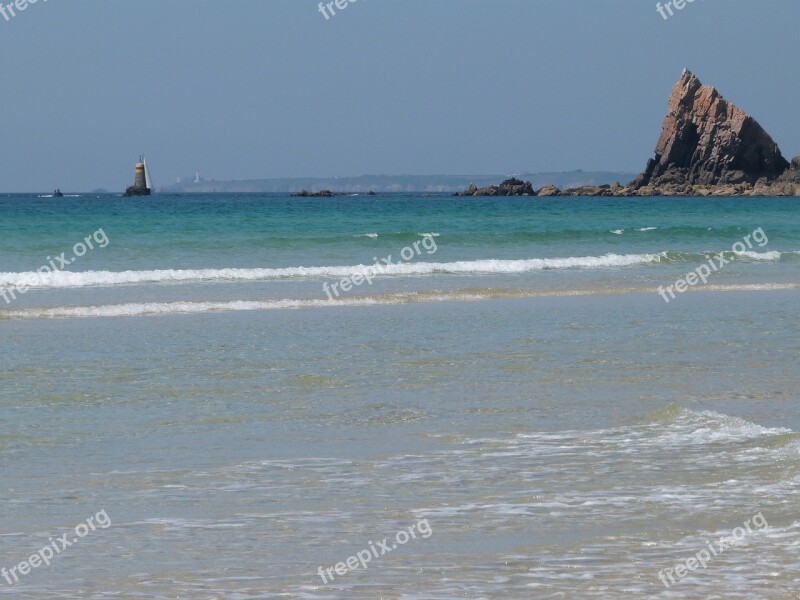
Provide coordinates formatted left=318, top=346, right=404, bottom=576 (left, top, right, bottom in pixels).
left=455, top=178, right=535, bottom=197
left=536, top=185, right=561, bottom=197
left=562, top=185, right=616, bottom=197
left=292, top=189, right=336, bottom=197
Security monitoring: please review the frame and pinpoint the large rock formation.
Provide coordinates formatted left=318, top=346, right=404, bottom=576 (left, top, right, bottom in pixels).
left=633, top=69, right=789, bottom=188
left=455, top=69, right=798, bottom=197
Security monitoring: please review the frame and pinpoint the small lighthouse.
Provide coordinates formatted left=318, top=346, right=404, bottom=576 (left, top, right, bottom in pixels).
left=124, top=155, right=152, bottom=197
left=134, top=160, right=147, bottom=189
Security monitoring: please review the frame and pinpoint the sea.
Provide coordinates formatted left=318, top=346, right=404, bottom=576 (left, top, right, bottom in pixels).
left=0, top=192, right=799, bottom=598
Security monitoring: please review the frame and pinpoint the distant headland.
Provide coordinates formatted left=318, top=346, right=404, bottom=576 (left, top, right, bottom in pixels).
left=457, top=70, right=800, bottom=197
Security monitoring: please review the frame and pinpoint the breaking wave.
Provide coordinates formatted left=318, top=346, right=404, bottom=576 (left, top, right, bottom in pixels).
left=0, top=252, right=667, bottom=290
left=732, top=250, right=782, bottom=260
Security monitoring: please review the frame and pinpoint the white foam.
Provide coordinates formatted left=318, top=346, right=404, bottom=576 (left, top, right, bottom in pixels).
left=659, top=408, right=792, bottom=446
left=3, top=280, right=797, bottom=320
left=636, top=227, right=658, bottom=232
left=610, top=229, right=624, bottom=235
left=733, top=250, right=782, bottom=261
left=0, top=252, right=666, bottom=290
left=3, top=298, right=374, bottom=319
left=354, top=233, right=379, bottom=238
left=487, top=408, right=793, bottom=461
left=702, top=283, right=800, bottom=292
left=418, top=232, right=440, bottom=237
left=0, top=290, right=548, bottom=320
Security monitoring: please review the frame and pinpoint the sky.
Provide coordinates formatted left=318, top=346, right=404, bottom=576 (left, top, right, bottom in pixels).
left=0, top=0, right=798, bottom=192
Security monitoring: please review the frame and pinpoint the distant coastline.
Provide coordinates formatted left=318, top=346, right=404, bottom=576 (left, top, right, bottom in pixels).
left=159, top=170, right=637, bottom=195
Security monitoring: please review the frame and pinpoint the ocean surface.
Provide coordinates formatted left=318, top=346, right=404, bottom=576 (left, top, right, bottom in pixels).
left=1, top=193, right=799, bottom=598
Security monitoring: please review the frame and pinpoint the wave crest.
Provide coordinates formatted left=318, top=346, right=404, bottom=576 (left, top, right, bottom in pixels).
left=0, top=252, right=666, bottom=290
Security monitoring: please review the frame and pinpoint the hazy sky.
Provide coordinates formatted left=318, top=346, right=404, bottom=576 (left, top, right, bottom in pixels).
left=0, top=0, right=797, bottom=191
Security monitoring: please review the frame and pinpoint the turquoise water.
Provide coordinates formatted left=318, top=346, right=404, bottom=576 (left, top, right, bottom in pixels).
left=2, top=194, right=798, bottom=270
left=1, top=193, right=799, bottom=598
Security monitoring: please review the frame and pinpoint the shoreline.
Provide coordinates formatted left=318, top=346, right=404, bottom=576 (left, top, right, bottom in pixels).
left=3, top=283, right=798, bottom=320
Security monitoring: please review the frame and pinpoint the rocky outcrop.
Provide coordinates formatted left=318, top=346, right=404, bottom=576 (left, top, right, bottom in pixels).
left=536, top=184, right=561, bottom=197
left=461, top=70, right=798, bottom=197
left=453, top=71, right=798, bottom=197
left=291, top=189, right=337, bottom=197
left=123, top=185, right=151, bottom=197
left=632, top=70, right=789, bottom=189
left=778, top=157, right=800, bottom=183
left=454, top=178, right=535, bottom=197
left=560, top=184, right=619, bottom=197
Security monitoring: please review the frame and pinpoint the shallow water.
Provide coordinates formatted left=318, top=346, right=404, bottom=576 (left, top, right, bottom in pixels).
left=0, top=194, right=798, bottom=598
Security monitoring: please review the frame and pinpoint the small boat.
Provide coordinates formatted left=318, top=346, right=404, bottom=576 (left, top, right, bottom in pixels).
left=123, top=155, right=152, bottom=197
left=53, top=188, right=64, bottom=197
